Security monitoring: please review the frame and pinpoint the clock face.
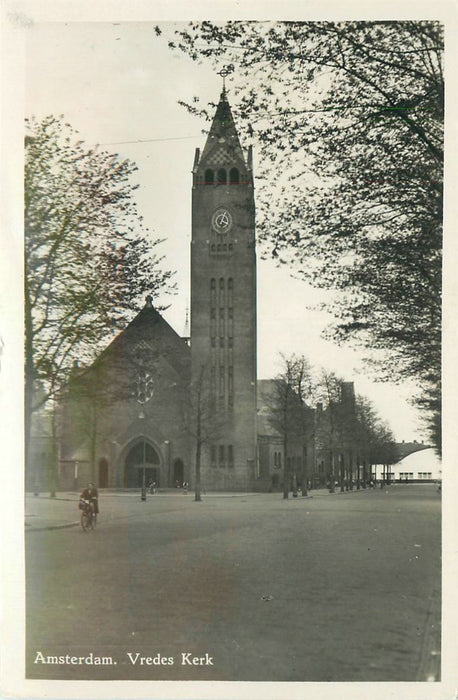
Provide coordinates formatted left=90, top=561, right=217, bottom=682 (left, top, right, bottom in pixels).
left=211, top=208, right=233, bottom=234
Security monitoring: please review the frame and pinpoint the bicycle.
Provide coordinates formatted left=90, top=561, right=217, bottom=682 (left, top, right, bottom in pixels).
left=80, top=499, right=97, bottom=531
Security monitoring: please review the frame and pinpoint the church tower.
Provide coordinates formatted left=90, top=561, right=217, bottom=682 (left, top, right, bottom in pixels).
left=191, top=88, right=257, bottom=490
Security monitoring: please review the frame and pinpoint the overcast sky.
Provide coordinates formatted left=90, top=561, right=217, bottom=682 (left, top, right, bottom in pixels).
left=20, top=18, right=435, bottom=442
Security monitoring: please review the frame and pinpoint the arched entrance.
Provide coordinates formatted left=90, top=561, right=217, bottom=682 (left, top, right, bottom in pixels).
left=124, top=440, right=161, bottom=488
left=98, top=458, right=109, bottom=488
left=173, top=458, right=184, bottom=487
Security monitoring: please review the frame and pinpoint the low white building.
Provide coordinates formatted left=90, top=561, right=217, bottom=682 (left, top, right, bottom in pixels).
left=387, top=447, right=441, bottom=483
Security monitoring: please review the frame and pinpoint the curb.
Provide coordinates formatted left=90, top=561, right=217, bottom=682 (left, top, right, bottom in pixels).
left=25, top=521, right=80, bottom=533
left=25, top=486, right=373, bottom=530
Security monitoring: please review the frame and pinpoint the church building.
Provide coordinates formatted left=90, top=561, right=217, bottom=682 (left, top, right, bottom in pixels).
left=57, top=88, right=260, bottom=492
left=50, top=88, right=368, bottom=495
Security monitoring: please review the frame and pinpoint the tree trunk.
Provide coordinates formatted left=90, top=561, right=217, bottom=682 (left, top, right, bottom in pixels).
left=301, top=444, right=308, bottom=496
left=283, top=436, right=289, bottom=499
left=89, top=403, right=97, bottom=484
left=195, top=440, right=202, bottom=502
left=49, top=406, right=59, bottom=498
left=340, top=454, right=345, bottom=492
left=25, top=294, right=36, bottom=493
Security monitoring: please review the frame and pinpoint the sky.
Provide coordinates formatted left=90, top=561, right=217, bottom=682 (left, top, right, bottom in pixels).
left=20, top=19, right=433, bottom=442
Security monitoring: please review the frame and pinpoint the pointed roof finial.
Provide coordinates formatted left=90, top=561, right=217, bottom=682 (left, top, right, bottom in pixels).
left=182, top=305, right=191, bottom=346
left=217, top=64, right=234, bottom=97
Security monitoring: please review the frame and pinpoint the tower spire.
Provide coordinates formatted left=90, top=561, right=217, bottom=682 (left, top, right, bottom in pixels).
left=198, top=71, right=246, bottom=167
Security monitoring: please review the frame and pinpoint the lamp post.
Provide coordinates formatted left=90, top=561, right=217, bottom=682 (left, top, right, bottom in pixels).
left=141, top=436, right=147, bottom=501
left=74, top=460, right=79, bottom=492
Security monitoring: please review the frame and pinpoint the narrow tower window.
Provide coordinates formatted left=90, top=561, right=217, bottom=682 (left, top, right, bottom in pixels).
left=217, top=168, right=227, bottom=185
left=228, top=366, right=234, bottom=408
left=219, top=278, right=225, bottom=306
left=229, top=168, right=239, bottom=184
left=205, top=169, right=214, bottom=185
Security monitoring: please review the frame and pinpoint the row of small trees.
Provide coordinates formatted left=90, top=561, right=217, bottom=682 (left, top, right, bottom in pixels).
left=265, top=355, right=397, bottom=499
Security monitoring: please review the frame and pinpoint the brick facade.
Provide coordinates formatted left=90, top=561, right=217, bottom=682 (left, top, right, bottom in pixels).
left=190, top=90, right=257, bottom=490
left=58, top=300, right=191, bottom=491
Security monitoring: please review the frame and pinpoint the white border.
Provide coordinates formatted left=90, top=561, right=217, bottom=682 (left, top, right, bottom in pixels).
left=1, top=1, right=457, bottom=698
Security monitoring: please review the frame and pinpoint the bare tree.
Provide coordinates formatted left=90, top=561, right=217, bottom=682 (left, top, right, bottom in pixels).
left=184, top=362, right=225, bottom=502
left=25, top=116, right=174, bottom=492
left=264, top=355, right=314, bottom=499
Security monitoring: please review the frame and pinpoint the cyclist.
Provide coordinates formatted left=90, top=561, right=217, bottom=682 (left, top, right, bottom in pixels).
left=79, top=482, right=99, bottom=515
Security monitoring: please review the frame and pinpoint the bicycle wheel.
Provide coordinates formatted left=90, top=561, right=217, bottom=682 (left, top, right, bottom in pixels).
left=81, top=511, right=91, bottom=531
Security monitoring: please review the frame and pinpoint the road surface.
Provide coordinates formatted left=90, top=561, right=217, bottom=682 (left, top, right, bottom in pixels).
left=25, top=485, right=441, bottom=681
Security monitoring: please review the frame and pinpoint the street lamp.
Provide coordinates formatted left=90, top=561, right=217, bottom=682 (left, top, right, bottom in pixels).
left=141, top=436, right=147, bottom=501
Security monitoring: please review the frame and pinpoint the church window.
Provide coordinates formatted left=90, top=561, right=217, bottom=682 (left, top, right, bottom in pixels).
left=228, top=243, right=233, bottom=252
left=211, top=244, right=215, bottom=253
left=217, top=168, right=227, bottom=184
left=228, top=366, right=234, bottom=409
left=219, top=445, right=225, bottom=467
left=229, top=168, right=239, bottom=184
left=210, top=301, right=216, bottom=338
left=228, top=445, right=234, bottom=468
left=228, top=278, right=233, bottom=305
left=205, top=168, right=214, bottom=185
left=219, top=278, right=225, bottom=305
left=211, top=445, right=217, bottom=468
left=219, top=367, right=225, bottom=396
